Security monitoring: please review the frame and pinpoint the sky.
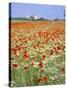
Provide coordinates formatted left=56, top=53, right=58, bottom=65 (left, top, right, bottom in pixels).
left=10, top=3, right=65, bottom=19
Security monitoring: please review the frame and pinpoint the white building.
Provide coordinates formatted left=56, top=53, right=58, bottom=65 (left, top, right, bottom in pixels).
left=30, top=15, right=39, bottom=20
left=26, top=16, right=30, bottom=19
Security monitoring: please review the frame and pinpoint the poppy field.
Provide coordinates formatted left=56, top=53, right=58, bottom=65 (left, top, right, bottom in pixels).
left=10, top=20, right=65, bottom=87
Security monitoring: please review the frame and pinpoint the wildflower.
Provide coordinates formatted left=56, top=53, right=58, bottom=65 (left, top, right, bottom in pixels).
left=11, top=64, right=18, bottom=68
left=16, top=45, right=21, bottom=51
left=31, top=61, right=38, bottom=68
left=53, top=47, right=58, bottom=54
left=11, top=48, right=16, bottom=54
left=42, top=77, right=48, bottom=81
left=38, top=61, right=43, bottom=68
left=42, top=55, right=46, bottom=60
left=37, top=78, right=42, bottom=82
left=23, top=51, right=29, bottom=60
left=31, top=61, right=35, bottom=66
left=33, top=45, right=37, bottom=49
left=57, top=46, right=61, bottom=50
left=38, top=31, right=42, bottom=37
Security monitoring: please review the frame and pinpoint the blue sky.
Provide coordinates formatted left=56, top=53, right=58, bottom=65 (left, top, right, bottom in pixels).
left=10, top=3, right=65, bottom=19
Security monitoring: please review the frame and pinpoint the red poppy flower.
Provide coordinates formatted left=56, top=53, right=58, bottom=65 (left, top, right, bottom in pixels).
left=23, top=52, right=28, bottom=59
left=43, top=77, right=48, bottom=81
left=12, top=64, right=18, bottom=68
left=33, top=45, right=36, bottom=49
left=11, top=48, right=16, bottom=54
left=42, top=55, right=46, bottom=60
left=37, top=78, right=42, bottom=82
left=38, top=31, right=42, bottom=36
left=53, top=47, right=58, bottom=54
left=57, top=46, right=61, bottom=50
left=16, top=45, right=21, bottom=51
left=38, top=62, right=43, bottom=68
left=31, top=61, right=35, bottom=66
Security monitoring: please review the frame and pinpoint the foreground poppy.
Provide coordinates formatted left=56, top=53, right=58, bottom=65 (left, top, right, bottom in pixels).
left=42, top=55, right=46, bottom=60
left=11, top=48, right=16, bottom=54
left=11, top=64, right=18, bottom=68
left=23, top=51, right=29, bottom=60
left=37, top=78, right=42, bottom=82
left=42, top=77, right=48, bottom=81
left=38, top=61, right=43, bottom=68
